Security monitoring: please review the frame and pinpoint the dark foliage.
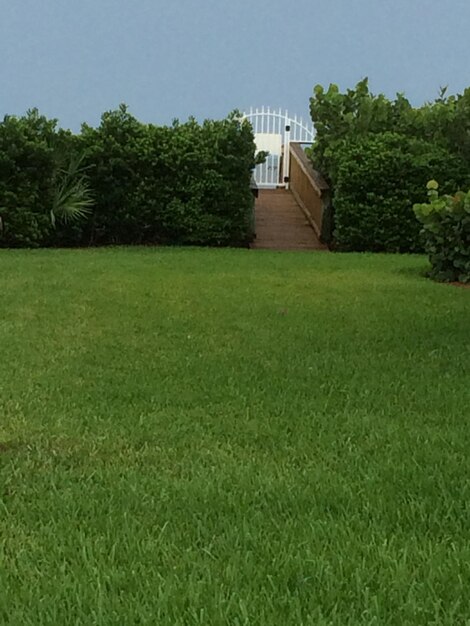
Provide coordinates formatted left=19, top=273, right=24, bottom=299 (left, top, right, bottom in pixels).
left=0, top=105, right=257, bottom=248
left=309, top=79, right=470, bottom=252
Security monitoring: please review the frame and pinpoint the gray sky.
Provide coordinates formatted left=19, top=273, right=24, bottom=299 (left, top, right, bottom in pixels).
left=2, top=0, right=470, bottom=130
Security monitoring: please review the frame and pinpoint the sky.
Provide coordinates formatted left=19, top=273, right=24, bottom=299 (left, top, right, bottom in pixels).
left=1, top=0, right=470, bottom=131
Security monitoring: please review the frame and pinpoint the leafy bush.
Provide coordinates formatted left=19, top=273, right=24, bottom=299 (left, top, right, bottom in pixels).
left=0, top=110, right=66, bottom=247
left=414, top=181, right=470, bottom=283
left=309, top=79, right=411, bottom=179
left=0, top=106, right=257, bottom=248
left=75, top=105, right=154, bottom=246
left=309, top=79, right=470, bottom=251
left=70, top=106, right=256, bottom=247
left=332, top=133, right=469, bottom=252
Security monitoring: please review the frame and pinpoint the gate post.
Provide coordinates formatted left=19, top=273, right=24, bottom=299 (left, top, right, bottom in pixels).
left=283, top=112, right=291, bottom=189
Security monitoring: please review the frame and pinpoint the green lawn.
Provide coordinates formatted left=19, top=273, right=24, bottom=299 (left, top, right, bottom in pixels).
left=0, top=247, right=469, bottom=625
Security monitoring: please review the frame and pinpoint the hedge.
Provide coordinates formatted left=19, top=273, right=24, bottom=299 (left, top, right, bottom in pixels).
left=0, top=106, right=257, bottom=248
left=309, top=80, right=470, bottom=251
left=331, top=133, right=469, bottom=252
left=0, top=110, right=70, bottom=247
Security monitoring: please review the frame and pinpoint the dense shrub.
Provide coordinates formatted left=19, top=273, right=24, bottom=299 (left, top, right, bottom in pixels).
left=0, top=110, right=72, bottom=247
left=154, top=117, right=258, bottom=246
left=309, top=79, right=414, bottom=179
left=414, top=181, right=470, bottom=283
left=73, top=106, right=155, bottom=246
left=309, top=80, right=470, bottom=251
left=332, top=133, right=469, bottom=252
left=69, top=106, right=257, bottom=247
left=0, top=106, right=257, bottom=248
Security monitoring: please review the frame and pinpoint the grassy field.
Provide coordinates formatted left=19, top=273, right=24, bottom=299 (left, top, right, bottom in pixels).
left=0, top=247, right=469, bottom=625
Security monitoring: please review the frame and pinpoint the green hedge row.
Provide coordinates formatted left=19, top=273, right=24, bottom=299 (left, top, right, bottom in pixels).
left=0, top=106, right=257, bottom=248
left=331, top=133, right=468, bottom=252
left=309, top=80, right=470, bottom=253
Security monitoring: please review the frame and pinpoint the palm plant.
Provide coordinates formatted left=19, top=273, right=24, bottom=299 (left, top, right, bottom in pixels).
left=50, top=153, right=94, bottom=227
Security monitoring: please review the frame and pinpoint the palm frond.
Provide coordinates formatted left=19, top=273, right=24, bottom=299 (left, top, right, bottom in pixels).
left=50, top=154, right=94, bottom=227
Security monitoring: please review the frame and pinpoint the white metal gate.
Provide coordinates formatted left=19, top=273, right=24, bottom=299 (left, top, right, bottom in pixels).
left=242, top=107, right=315, bottom=188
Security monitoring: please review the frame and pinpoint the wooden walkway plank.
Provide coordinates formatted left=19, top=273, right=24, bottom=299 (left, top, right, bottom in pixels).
left=250, top=189, right=326, bottom=251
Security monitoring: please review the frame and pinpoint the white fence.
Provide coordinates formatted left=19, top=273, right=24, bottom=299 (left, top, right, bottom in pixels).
left=242, top=107, right=315, bottom=188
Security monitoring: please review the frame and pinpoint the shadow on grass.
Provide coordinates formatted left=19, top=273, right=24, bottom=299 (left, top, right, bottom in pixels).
left=393, top=264, right=430, bottom=281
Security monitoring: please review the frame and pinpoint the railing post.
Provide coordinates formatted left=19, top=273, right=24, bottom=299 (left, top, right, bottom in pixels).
left=283, top=111, right=291, bottom=189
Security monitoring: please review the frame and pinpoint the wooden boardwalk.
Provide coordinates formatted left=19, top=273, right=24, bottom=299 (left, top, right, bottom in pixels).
left=250, top=189, right=325, bottom=251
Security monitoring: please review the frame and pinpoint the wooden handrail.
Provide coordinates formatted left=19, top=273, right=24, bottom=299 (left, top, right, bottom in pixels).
left=288, top=143, right=330, bottom=241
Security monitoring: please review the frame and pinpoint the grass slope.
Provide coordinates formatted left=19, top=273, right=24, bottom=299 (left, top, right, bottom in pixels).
left=0, top=248, right=469, bottom=625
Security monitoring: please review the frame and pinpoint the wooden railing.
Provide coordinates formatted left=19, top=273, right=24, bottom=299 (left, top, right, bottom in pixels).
left=288, top=143, right=330, bottom=242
